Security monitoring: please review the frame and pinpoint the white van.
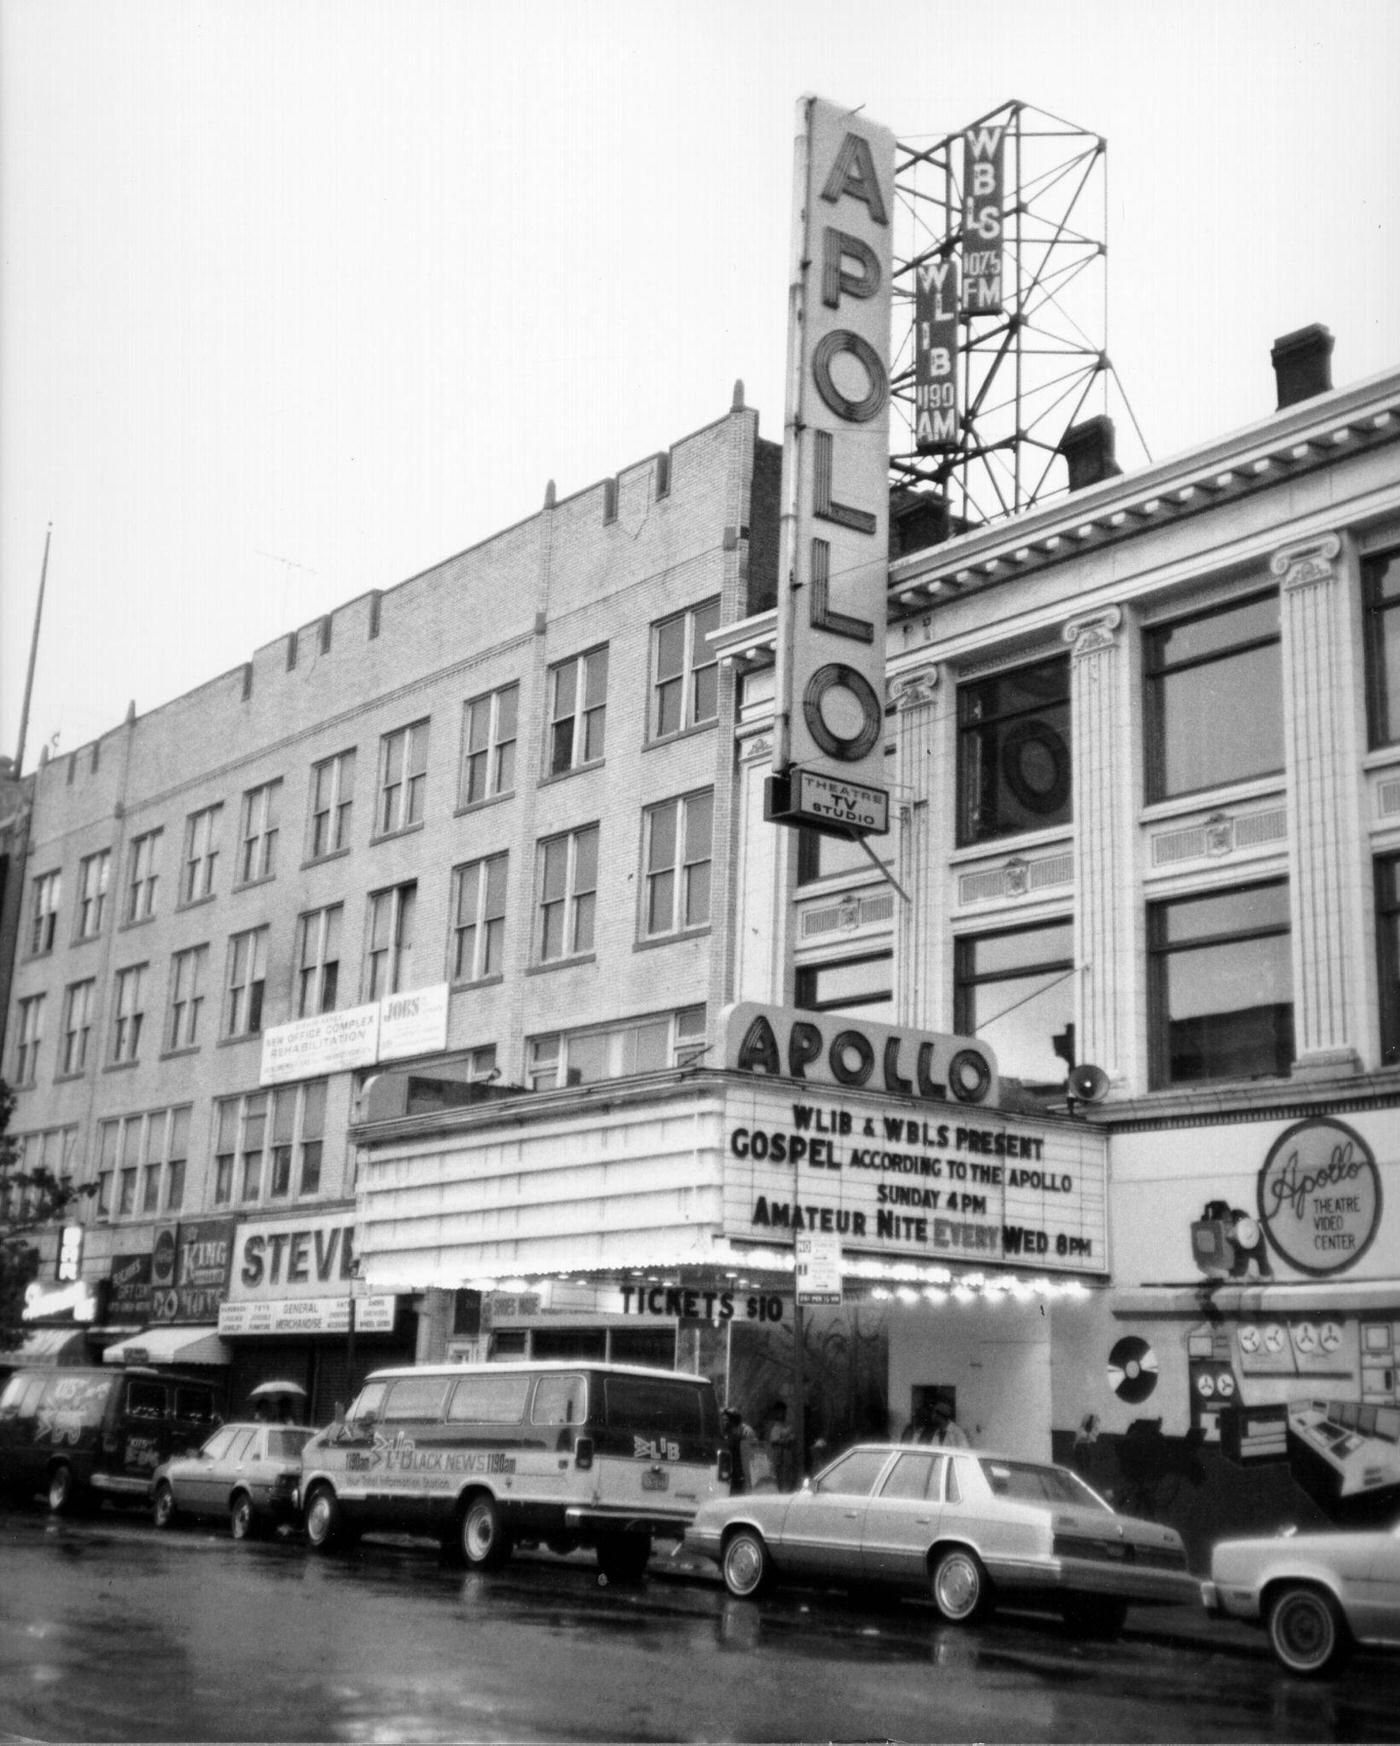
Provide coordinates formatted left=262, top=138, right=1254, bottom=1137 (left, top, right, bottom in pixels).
left=297, top=1361, right=727, bottom=1579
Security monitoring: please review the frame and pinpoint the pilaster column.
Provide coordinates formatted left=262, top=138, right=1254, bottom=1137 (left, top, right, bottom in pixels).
left=1062, top=606, right=1129, bottom=1080
left=1272, top=532, right=1364, bottom=1074
left=733, top=731, right=794, bottom=1005
left=890, top=665, right=941, bottom=1028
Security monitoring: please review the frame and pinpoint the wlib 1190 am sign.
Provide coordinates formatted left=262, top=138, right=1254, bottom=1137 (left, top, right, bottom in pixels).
left=768, top=95, right=895, bottom=842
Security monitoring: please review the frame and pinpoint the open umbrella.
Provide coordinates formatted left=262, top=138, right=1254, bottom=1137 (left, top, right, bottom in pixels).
left=249, top=1380, right=308, bottom=1398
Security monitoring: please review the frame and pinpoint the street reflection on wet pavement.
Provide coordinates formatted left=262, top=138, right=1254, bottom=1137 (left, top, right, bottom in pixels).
left=2, top=1511, right=1398, bottom=1743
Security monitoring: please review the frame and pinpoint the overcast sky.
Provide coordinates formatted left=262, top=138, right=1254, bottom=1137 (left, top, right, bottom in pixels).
left=3, top=0, right=1398, bottom=765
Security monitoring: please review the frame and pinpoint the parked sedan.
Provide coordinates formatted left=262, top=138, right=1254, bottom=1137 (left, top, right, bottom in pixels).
left=152, top=1422, right=314, bottom=1539
left=685, top=1443, right=1200, bottom=1637
left=1205, top=1518, right=1400, bottom=1676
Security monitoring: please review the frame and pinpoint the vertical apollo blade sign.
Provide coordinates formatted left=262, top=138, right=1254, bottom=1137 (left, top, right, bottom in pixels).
left=768, top=97, right=895, bottom=841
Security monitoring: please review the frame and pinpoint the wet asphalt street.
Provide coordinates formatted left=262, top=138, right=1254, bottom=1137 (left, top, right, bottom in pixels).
left=2, top=1508, right=1399, bottom=1743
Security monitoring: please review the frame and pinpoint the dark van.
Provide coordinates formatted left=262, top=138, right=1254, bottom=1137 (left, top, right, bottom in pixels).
left=0, top=1366, right=222, bottom=1513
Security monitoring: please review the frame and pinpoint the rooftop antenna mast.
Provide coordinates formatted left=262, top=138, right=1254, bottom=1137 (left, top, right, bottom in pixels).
left=888, top=100, right=1149, bottom=536
left=14, top=524, right=52, bottom=775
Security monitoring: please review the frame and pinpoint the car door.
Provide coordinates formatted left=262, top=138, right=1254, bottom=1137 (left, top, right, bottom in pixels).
left=1350, top=1524, right=1400, bottom=1642
left=860, top=1450, right=946, bottom=1586
left=185, top=1428, right=251, bottom=1516
left=778, top=1448, right=892, bottom=1582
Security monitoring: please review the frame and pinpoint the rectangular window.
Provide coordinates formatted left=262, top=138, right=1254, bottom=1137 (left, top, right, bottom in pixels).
left=378, top=721, right=429, bottom=834
left=367, top=882, right=417, bottom=999
left=957, top=654, right=1071, bottom=845
left=451, top=855, right=507, bottom=983
left=214, top=1099, right=238, bottom=1204
left=142, top=1115, right=164, bottom=1214
left=224, top=928, right=268, bottom=1037
left=76, top=850, right=111, bottom=939
left=29, top=870, right=60, bottom=955
left=216, top=1083, right=326, bottom=1206
left=1364, top=547, right=1400, bottom=749
left=111, top=966, right=146, bottom=1064
left=1145, top=591, right=1283, bottom=801
left=547, top=648, right=608, bottom=775
left=795, top=952, right=894, bottom=1022
left=1148, top=881, right=1294, bottom=1088
left=182, top=804, right=222, bottom=904
left=954, top=920, right=1075, bottom=1091
left=14, top=995, right=44, bottom=1085
left=460, top=684, right=518, bottom=807
left=168, top=945, right=208, bottom=1050
left=1376, top=856, right=1400, bottom=1066
left=126, top=829, right=162, bottom=922
left=238, top=780, right=282, bottom=883
left=309, top=749, right=355, bottom=859
left=536, top=825, right=598, bottom=963
left=167, top=1108, right=189, bottom=1211
left=240, top=1093, right=268, bottom=1201
left=60, top=980, right=95, bottom=1076
left=527, top=1006, right=705, bottom=1091
left=650, top=600, right=720, bottom=739
left=642, top=790, right=713, bottom=938
left=296, top=904, right=343, bottom=1016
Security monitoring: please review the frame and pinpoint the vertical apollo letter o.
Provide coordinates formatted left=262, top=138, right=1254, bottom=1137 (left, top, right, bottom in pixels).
left=810, top=330, right=888, bottom=424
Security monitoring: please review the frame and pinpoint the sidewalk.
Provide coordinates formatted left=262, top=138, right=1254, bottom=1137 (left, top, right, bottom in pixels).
left=653, top=1542, right=1267, bottom=1661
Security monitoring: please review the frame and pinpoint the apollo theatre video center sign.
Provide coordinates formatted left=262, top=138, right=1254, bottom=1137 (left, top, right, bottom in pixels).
left=719, top=1003, right=1108, bottom=1276
left=767, top=96, right=895, bottom=842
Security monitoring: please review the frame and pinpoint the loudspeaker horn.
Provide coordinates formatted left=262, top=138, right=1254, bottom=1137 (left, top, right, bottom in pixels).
left=1066, top=1063, right=1110, bottom=1104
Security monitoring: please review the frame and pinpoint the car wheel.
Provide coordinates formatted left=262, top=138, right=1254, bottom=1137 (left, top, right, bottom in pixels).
left=303, top=1485, right=345, bottom=1553
left=1268, top=1583, right=1353, bottom=1678
left=152, top=1482, right=179, bottom=1530
left=47, top=1465, right=77, bottom=1516
left=721, top=1528, right=773, bottom=1599
left=931, top=1546, right=992, bottom=1624
left=461, top=1494, right=511, bottom=1569
left=230, top=1493, right=260, bottom=1541
left=1061, top=1595, right=1128, bottom=1640
left=596, top=1532, right=651, bottom=1583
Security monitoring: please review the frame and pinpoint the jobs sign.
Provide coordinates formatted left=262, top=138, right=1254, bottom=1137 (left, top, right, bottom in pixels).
left=771, top=95, right=894, bottom=818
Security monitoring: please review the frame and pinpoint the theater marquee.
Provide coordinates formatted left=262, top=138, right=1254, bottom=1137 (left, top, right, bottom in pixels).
left=720, top=1082, right=1107, bottom=1277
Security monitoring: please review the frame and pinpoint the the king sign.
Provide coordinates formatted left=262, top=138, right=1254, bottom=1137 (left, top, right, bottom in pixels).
left=777, top=97, right=895, bottom=799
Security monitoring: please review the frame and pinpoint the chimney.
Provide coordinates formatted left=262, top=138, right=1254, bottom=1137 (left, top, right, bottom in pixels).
left=1271, top=324, right=1334, bottom=409
left=1059, top=415, right=1121, bottom=492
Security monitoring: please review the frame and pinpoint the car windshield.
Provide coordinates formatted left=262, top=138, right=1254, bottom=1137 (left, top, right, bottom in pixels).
left=977, top=1458, right=1110, bottom=1509
left=266, top=1427, right=314, bottom=1459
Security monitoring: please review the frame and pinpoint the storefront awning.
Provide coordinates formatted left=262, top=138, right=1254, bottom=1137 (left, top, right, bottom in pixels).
left=4, top=1325, right=91, bottom=1365
left=103, top=1325, right=231, bottom=1367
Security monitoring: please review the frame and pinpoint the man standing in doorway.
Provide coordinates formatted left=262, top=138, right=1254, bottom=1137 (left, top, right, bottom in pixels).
left=927, top=1399, right=970, bottom=1447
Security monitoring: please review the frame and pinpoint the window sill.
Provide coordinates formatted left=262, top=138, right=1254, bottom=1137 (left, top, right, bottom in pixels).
left=525, top=954, right=598, bottom=977
left=22, top=948, right=55, bottom=964
left=119, top=914, right=156, bottom=933
left=103, top=1059, right=140, bottom=1073
left=370, top=820, right=426, bottom=847
left=160, top=1046, right=201, bottom=1062
left=633, top=926, right=712, bottom=954
left=69, top=931, right=104, bottom=950
left=53, top=1070, right=88, bottom=1085
left=537, top=760, right=605, bottom=789
left=643, top=721, right=717, bottom=753
left=301, top=846, right=352, bottom=871
left=949, top=825, right=1073, bottom=865
left=177, top=893, right=218, bottom=913
left=450, top=972, right=506, bottom=992
left=454, top=791, right=515, bottom=819
left=1362, top=743, right=1400, bottom=774
left=1139, top=773, right=1285, bottom=824
left=233, top=873, right=277, bottom=894
left=217, top=1032, right=263, bottom=1048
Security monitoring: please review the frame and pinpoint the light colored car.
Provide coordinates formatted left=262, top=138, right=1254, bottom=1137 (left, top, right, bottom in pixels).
left=152, top=1422, right=314, bottom=1540
left=685, top=1443, right=1199, bottom=1638
left=1205, top=1518, right=1400, bottom=1676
